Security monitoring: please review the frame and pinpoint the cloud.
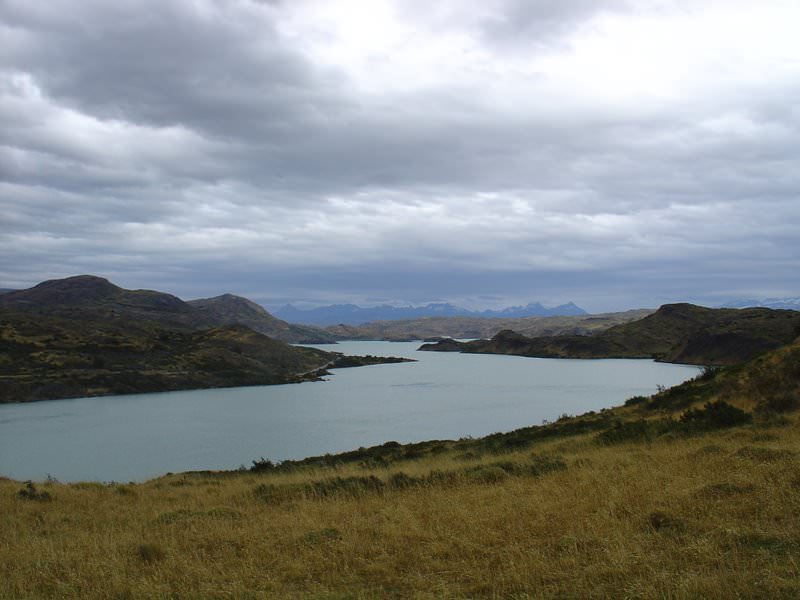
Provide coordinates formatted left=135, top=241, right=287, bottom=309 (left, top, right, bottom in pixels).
left=1, top=0, right=799, bottom=311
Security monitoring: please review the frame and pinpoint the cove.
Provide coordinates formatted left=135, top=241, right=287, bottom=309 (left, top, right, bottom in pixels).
left=0, top=341, right=699, bottom=482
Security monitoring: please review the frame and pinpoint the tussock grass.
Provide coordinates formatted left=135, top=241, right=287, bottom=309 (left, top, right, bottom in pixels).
left=2, top=413, right=799, bottom=599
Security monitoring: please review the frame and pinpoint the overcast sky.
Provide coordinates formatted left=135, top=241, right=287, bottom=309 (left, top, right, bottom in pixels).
left=1, top=0, right=799, bottom=312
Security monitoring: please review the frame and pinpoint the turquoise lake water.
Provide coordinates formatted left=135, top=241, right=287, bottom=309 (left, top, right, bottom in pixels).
left=0, top=341, right=699, bottom=482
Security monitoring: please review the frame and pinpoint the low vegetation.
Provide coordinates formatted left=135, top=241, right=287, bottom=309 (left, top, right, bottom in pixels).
left=0, top=277, right=410, bottom=403
left=421, top=303, right=800, bottom=365
left=2, top=335, right=798, bottom=598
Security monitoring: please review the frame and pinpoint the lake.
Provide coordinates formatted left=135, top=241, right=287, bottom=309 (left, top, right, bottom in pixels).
left=0, top=341, right=699, bottom=482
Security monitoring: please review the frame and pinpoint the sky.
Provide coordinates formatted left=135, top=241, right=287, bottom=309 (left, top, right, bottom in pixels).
left=1, top=0, right=799, bottom=313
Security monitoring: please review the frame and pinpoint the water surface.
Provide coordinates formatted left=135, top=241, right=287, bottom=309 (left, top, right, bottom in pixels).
left=0, top=341, right=698, bottom=482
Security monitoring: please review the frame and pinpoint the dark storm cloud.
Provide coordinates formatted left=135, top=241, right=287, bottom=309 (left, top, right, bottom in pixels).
left=1, top=0, right=798, bottom=310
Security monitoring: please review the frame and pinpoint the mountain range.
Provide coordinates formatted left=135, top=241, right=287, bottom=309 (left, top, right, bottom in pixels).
left=275, top=301, right=587, bottom=327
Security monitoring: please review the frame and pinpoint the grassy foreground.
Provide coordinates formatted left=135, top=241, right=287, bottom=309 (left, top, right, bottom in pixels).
left=2, top=345, right=799, bottom=598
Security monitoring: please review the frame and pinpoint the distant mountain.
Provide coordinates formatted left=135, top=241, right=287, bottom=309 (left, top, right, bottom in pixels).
left=275, top=301, right=587, bottom=327
left=0, top=275, right=333, bottom=343
left=721, top=297, right=800, bottom=310
left=420, top=303, right=800, bottom=366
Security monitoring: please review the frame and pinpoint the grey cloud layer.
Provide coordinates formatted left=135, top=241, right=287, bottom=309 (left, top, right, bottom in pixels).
left=1, top=0, right=798, bottom=310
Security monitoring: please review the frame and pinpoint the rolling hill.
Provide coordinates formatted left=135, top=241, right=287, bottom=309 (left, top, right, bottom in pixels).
left=0, top=275, right=334, bottom=343
left=0, top=276, right=402, bottom=402
left=420, top=303, right=800, bottom=365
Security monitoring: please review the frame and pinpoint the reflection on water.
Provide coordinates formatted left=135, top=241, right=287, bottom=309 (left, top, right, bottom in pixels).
left=0, top=341, right=698, bottom=482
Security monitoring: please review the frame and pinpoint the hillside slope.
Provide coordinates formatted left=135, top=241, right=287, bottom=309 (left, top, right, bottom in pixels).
left=420, top=303, right=800, bottom=365
left=187, top=294, right=336, bottom=343
left=0, top=275, right=334, bottom=343
left=0, top=314, right=336, bottom=402
left=0, top=276, right=403, bottom=402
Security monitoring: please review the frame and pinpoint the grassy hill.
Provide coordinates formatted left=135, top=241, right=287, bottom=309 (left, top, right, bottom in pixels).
left=0, top=276, right=403, bottom=403
left=421, top=303, right=800, bottom=365
left=0, top=275, right=334, bottom=343
left=0, top=313, right=335, bottom=402
left=1, top=334, right=798, bottom=598
left=187, top=294, right=337, bottom=343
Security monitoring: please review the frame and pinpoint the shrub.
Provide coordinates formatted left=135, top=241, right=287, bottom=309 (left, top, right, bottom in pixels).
left=137, top=543, right=166, bottom=564
left=679, top=401, right=752, bottom=430
left=696, top=365, right=721, bottom=381
left=466, top=465, right=508, bottom=484
left=250, top=457, right=277, bottom=472
left=597, top=420, right=654, bottom=445
left=17, top=481, right=52, bottom=502
left=303, top=475, right=385, bottom=499
left=757, top=392, right=798, bottom=414
left=388, top=472, right=418, bottom=489
left=624, top=395, right=648, bottom=407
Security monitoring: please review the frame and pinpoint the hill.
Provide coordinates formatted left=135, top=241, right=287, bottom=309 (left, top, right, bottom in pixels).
left=276, top=300, right=587, bottom=327
left=0, top=275, right=333, bottom=343
left=0, top=276, right=405, bottom=402
left=187, top=294, right=336, bottom=343
left=326, top=309, right=653, bottom=341
left=2, top=331, right=798, bottom=598
left=420, top=303, right=800, bottom=365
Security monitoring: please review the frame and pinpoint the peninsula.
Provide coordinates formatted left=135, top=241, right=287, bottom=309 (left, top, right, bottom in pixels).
left=0, top=276, right=411, bottom=403
left=420, top=303, right=800, bottom=366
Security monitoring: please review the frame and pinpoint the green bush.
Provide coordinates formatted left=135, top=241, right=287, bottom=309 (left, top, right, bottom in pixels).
left=679, top=401, right=752, bottom=430
left=17, top=481, right=52, bottom=502
left=757, top=392, right=798, bottom=414
left=388, top=472, right=418, bottom=489
left=597, top=420, right=654, bottom=445
left=303, top=475, right=385, bottom=498
left=624, top=395, right=648, bottom=407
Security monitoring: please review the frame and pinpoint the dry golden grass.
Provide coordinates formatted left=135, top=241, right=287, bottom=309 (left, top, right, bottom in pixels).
left=2, top=414, right=799, bottom=599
